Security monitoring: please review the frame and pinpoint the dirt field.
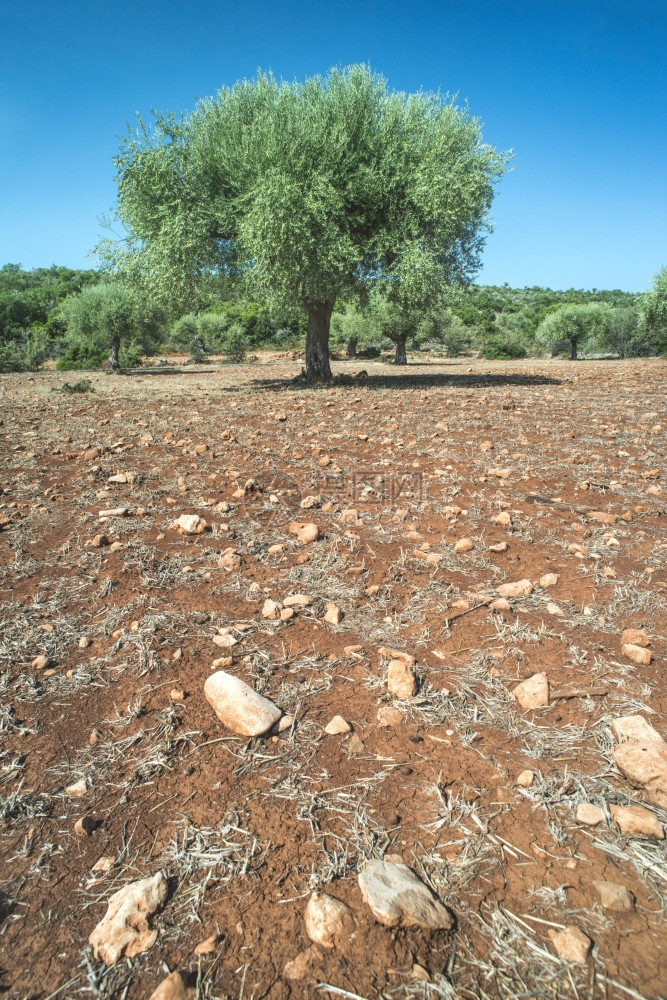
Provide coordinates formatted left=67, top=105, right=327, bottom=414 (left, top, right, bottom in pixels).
left=0, top=356, right=665, bottom=1000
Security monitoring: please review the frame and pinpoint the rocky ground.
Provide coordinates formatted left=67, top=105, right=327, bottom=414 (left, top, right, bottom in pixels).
left=0, top=355, right=665, bottom=1000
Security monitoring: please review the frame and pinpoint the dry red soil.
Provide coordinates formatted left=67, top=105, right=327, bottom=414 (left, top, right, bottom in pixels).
left=0, top=356, right=665, bottom=1000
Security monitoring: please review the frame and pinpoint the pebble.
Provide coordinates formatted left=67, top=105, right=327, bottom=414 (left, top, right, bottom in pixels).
left=493, top=511, right=512, bottom=527
left=304, top=892, right=355, bottom=949
left=454, top=537, right=474, bottom=552
left=611, top=715, right=663, bottom=744
left=621, top=643, right=652, bottom=665
left=324, top=715, right=351, bottom=735
left=377, top=705, right=403, bottom=726
left=546, top=602, right=564, bottom=616
left=489, top=597, right=511, bottom=611
left=344, top=644, right=363, bottom=654
left=172, top=514, right=206, bottom=534
left=488, top=541, right=508, bottom=552
left=575, top=803, right=605, bottom=826
left=613, top=740, right=667, bottom=809
left=194, top=933, right=222, bottom=956
left=620, top=629, right=649, bottom=648
left=497, top=579, right=533, bottom=598
left=65, top=778, right=87, bottom=796
left=261, top=599, right=282, bottom=620
left=549, top=926, right=592, bottom=964
left=89, top=872, right=168, bottom=965
left=204, top=671, right=282, bottom=736
left=288, top=521, right=320, bottom=544
left=283, top=594, right=313, bottom=607
left=283, top=945, right=320, bottom=980
left=148, top=971, right=195, bottom=1000
left=387, top=659, right=417, bottom=699
left=516, top=769, right=535, bottom=787
left=610, top=804, right=665, bottom=839
left=74, top=815, right=98, bottom=837
left=79, top=636, right=92, bottom=648
left=358, top=859, right=453, bottom=929
left=323, top=602, right=341, bottom=625
left=592, top=880, right=635, bottom=912
left=512, top=672, right=550, bottom=709
left=31, top=654, right=50, bottom=670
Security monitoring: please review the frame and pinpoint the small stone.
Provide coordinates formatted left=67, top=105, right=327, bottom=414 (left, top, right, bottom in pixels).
left=204, top=671, right=282, bottom=736
left=592, top=880, right=635, bottom=912
left=379, top=646, right=415, bottom=666
left=324, top=715, right=352, bottom=735
left=170, top=688, right=184, bottom=702
left=358, top=859, right=453, bottom=930
left=587, top=510, right=618, bottom=524
left=79, top=636, right=92, bottom=649
left=283, top=945, right=320, bottom=981
left=621, top=643, right=652, bottom=665
left=91, top=533, right=109, bottom=548
left=454, top=537, right=474, bottom=552
left=344, top=644, right=363, bottom=654
left=613, top=741, right=667, bottom=809
left=488, top=541, right=508, bottom=552
left=323, top=602, right=341, bottom=625
left=74, top=815, right=98, bottom=838
left=377, top=705, right=403, bottom=726
left=89, top=872, right=168, bottom=965
left=575, top=803, right=605, bottom=826
left=611, top=715, right=663, bottom=744
left=540, top=573, right=560, bottom=588
left=277, top=714, right=294, bottom=733
left=512, top=672, right=549, bottom=709
left=411, top=964, right=430, bottom=982
left=347, top=734, right=365, bottom=754
left=340, top=509, right=360, bottom=524
left=262, top=598, right=282, bottom=620
left=388, top=659, right=417, bottom=699
left=148, top=970, right=195, bottom=1000
left=288, top=521, right=320, bottom=544
left=108, top=474, right=128, bottom=484
left=283, top=594, right=313, bottom=607
left=497, top=579, right=533, bottom=598
left=516, top=769, right=534, bottom=787
left=268, top=543, right=285, bottom=554
left=304, top=892, right=355, bottom=949
left=172, top=514, right=206, bottom=534
left=489, top=597, right=511, bottom=611
left=92, top=855, right=115, bottom=873
left=31, top=654, right=50, bottom=670
left=549, top=926, right=592, bottom=964
left=194, top=933, right=222, bottom=956
left=546, top=602, right=565, bottom=616
left=280, top=607, right=294, bottom=621
left=493, top=511, right=512, bottom=527
left=65, top=778, right=87, bottom=796
left=610, top=804, right=664, bottom=839
left=89, top=729, right=102, bottom=746
left=621, top=629, right=650, bottom=648
left=218, top=548, right=241, bottom=571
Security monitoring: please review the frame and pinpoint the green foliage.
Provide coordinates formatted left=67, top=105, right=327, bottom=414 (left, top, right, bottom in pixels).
left=330, top=304, right=379, bottom=356
left=0, top=264, right=99, bottom=344
left=60, top=282, right=164, bottom=368
left=220, top=324, right=248, bottom=362
left=56, top=343, right=108, bottom=370
left=480, top=332, right=527, bottom=360
left=535, top=303, right=612, bottom=359
left=101, top=64, right=510, bottom=379
left=55, top=379, right=94, bottom=394
left=638, top=265, right=667, bottom=356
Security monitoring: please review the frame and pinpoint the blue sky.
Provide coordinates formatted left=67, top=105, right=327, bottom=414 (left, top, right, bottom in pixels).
left=1, top=0, right=665, bottom=292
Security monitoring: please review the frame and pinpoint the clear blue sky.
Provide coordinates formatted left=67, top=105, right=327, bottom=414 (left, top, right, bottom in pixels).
left=1, top=0, right=665, bottom=292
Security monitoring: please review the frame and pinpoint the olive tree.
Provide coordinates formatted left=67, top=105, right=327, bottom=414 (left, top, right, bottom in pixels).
left=100, top=65, right=509, bottom=382
left=61, top=282, right=163, bottom=369
left=638, top=265, right=667, bottom=355
left=535, top=303, right=611, bottom=360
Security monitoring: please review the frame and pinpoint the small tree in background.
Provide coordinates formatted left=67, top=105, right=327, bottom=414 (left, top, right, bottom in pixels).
left=535, top=303, right=611, bottom=360
left=638, top=265, right=667, bottom=356
left=331, top=304, right=378, bottom=357
left=60, top=283, right=164, bottom=369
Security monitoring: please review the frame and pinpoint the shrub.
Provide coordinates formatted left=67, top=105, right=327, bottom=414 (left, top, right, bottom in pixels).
left=56, top=343, right=108, bottom=370
left=479, top=333, right=526, bottom=360
left=221, top=325, right=248, bottom=362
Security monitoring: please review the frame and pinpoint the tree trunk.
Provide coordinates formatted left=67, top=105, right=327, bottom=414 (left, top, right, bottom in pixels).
left=346, top=338, right=358, bottom=358
left=570, top=338, right=577, bottom=360
left=109, top=335, right=120, bottom=371
left=305, top=301, right=334, bottom=381
left=395, top=336, right=408, bottom=365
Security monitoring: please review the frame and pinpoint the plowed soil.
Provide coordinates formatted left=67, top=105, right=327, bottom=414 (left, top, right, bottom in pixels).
left=0, top=356, right=665, bottom=1000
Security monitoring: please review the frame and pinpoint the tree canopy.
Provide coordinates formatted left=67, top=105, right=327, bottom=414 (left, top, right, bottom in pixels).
left=100, top=64, right=510, bottom=380
left=535, top=303, right=612, bottom=360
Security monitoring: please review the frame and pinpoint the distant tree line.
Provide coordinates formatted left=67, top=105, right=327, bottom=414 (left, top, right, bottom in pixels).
left=1, top=261, right=665, bottom=373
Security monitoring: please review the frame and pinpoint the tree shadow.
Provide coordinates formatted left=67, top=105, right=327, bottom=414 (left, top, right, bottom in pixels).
left=248, top=370, right=562, bottom=392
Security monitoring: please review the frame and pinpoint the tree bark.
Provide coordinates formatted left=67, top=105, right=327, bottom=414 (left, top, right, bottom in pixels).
left=394, top=336, right=408, bottom=365
left=109, top=335, right=120, bottom=370
left=305, top=301, right=334, bottom=381
left=570, top=338, right=577, bottom=360
left=346, top=338, right=358, bottom=358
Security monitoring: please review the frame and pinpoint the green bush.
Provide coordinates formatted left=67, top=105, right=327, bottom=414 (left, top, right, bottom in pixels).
left=0, top=344, right=28, bottom=373
left=56, top=343, right=108, bottom=370
left=480, top=334, right=527, bottom=360
left=54, top=379, right=94, bottom=394
left=221, top=325, right=248, bottom=362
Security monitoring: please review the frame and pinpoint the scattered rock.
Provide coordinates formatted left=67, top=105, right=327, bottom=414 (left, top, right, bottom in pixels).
left=497, top=579, right=533, bottom=598
left=512, top=672, right=549, bottom=709
left=194, top=933, right=222, bottom=956
left=288, top=521, right=320, bottom=544
left=148, top=971, right=195, bottom=1000
left=610, top=804, right=664, bottom=839
left=379, top=647, right=415, bottom=666
left=212, top=631, right=238, bottom=649
left=611, top=715, right=663, bottom=744
left=488, top=541, right=508, bottom=552
left=172, top=514, right=206, bottom=534
left=489, top=597, right=511, bottom=611
left=89, top=872, right=168, bottom=965
left=262, top=598, right=282, bottom=620
left=493, top=511, right=512, bottom=527
left=283, top=945, right=320, bottom=980
left=387, top=659, right=417, bottom=699
left=323, top=602, right=341, bottom=625
left=613, top=740, right=667, bottom=809
left=575, top=803, right=605, bottom=826
left=283, top=594, right=313, bottom=607
left=324, top=715, right=351, bottom=735
left=620, top=628, right=649, bottom=647
left=516, top=770, right=535, bottom=787
left=304, top=892, right=355, bottom=949
left=31, top=654, right=50, bottom=670
left=74, top=815, right=98, bottom=837
left=377, top=705, right=403, bottom=727
left=344, top=644, right=363, bottom=654
left=549, top=926, right=592, bottom=964
left=587, top=511, right=618, bottom=524
left=277, top=714, right=294, bottom=733
left=592, top=880, right=635, bottom=912
left=358, top=859, right=453, bottom=930
left=92, top=856, right=115, bottom=873
left=454, top=537, right=474, bottom=552
left=621, top=643, right=652, bottom=665
left=218, top=548, right=241, bottom=570
left=65, top=778, right=87, bottom=796
left=546, top=602, right=565, bottom=616
left=204, top=671, right=282, bottom=736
